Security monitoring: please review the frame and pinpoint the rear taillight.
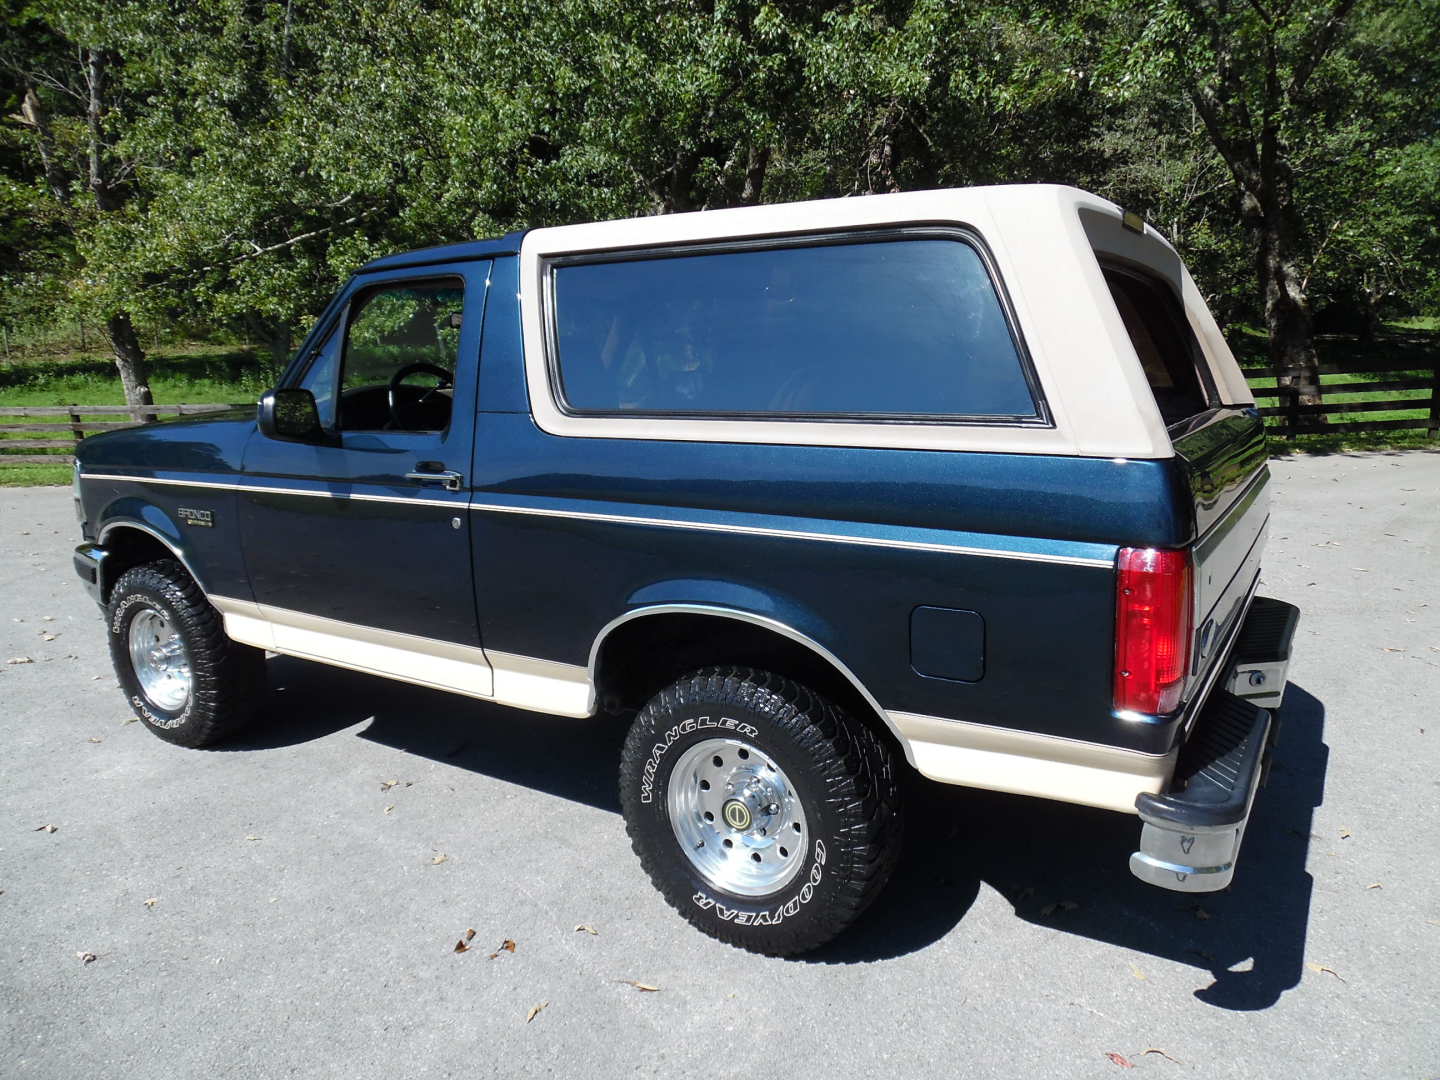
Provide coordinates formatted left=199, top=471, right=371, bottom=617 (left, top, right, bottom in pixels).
left=1113, top=547, right=1193, bottom=716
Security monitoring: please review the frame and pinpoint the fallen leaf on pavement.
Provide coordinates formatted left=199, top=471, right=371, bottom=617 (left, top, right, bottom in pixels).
left=383, top=805, right=394, bottom=815
left=574, top=924, right=598, bottom=935
left=430, top=853, right=447, bottom=865
left=1366, top=883, right=1382, bottom=890
left=77, top=951, right=97, bottom=964
left=453, top=940, right=470, bottom=954
left=380, top=780, right=398, bottom=792
left=1339, top=828, right=1352, bottom=839
left=488, top=939, right=516, bottom=959
left=7, top=657, right=34, bottom=665
left=1129, top=964, right=1147, bottom=981
left=88, top=737, right=102, bottom=744
left=1105, top=1051, right=1135, bottom=1069
left=1305, top=962, right=1345, bottom=982
left=1142, top=1048, right=1183, bottom=1064
left=464, top=928, right=476, bottom=942
left=34, top=824, right=58, bottom=833
left=40, top=632, right=56, bottom=642
left=525, top=1001, right=548, bottom=1023
left=121, top=716, right=137, bottom=724
left=143, top=897, right=158, bottom=909
left=244, top=835, right=260, bottom=841
left=617, top=980, right=661, bottom=992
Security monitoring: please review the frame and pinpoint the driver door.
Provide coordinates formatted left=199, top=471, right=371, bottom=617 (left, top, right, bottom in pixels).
left=238, top=260, right=492, bottom=691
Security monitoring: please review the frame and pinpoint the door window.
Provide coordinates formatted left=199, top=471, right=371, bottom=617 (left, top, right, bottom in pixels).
left=336, top=278, right=465, bottom=431
left=297, top=327, right=341, bottom=430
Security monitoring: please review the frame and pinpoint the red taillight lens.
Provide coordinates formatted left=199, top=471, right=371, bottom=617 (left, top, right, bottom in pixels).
left=1113, top=547, right=1193, bottom=716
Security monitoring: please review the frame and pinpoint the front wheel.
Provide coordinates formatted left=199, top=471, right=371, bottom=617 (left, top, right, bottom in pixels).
left=618, top=667, right=902, bottom=955
left=107, top=559, right=265, bottom=747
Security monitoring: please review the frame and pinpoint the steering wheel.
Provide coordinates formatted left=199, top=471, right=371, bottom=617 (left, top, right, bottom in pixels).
left=387, top=362, right=454, bottom=429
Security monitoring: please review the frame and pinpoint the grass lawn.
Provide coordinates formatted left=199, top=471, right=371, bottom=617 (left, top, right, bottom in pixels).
left=0, top=344, right=274, bottom=486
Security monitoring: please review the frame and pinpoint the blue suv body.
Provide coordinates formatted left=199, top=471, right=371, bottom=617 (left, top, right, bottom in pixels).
left=73, top=186, right=1298, bottom=954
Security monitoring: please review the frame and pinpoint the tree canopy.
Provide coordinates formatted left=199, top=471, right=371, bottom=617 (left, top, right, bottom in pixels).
left=2, top=0, right=1435, bottom=403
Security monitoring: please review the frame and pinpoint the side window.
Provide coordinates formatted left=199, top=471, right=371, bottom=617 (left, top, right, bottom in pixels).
left=549, top=237, right=1040, bottom=422
left=297, top=327, right=341, bottom=430
left=1103, top=267, right=1213, bottom=426
left=338, top=278, right=465, bottom=431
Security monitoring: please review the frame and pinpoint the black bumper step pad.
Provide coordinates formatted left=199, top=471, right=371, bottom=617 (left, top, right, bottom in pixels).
left=1228, top=596, right=1300, bottom=667
left=1136, top=691, right=1270, bottom=830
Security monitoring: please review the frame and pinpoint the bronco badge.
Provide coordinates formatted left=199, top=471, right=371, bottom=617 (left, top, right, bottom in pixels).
left=177, top=507, right=214, bottom=527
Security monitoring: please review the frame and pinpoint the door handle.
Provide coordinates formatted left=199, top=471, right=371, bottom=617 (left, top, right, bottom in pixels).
left=405, top=468, right=464, bottom=492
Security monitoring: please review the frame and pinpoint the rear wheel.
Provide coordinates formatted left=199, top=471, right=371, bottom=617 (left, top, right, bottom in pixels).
left=619, top=666, right=901, bottom=955
left=107, top=559, right=264, bottom=747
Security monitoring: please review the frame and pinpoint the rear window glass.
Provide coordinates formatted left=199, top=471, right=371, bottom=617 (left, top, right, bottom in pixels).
left=1103, top=267, right=1212, bottom=425
left=549, top=237, right=1040, bottom=421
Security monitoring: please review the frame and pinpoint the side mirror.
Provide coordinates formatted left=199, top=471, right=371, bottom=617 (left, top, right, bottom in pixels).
left=257, top=388, right=331, bottom=443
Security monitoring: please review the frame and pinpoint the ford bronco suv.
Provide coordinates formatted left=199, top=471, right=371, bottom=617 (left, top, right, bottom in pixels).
left=72, top=186, right=1298, bottom=955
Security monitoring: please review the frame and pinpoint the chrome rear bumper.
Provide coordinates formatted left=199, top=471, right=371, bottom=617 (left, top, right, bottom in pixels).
left=1129, top=596, right=1298, bottom=893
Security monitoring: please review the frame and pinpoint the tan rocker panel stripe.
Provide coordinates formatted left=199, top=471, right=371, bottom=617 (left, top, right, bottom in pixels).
left=209, top=594, right=1165, bottom=814
left=889, top=710, right=1173, bottom=814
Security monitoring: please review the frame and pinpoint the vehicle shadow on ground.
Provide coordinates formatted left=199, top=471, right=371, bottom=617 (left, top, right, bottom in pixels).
left=228, top=655, right=629, bottom=813
left=812, top=684, right=1328, bottom=1013
left=229, top=658, right=1326, bottom=1012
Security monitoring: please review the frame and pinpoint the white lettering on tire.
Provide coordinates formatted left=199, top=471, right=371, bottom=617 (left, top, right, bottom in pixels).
left=639, top=716, right=759, bottom=804
left=690, top=840, right=827, bottom=926
left=114, top=593, right=189, bottom=729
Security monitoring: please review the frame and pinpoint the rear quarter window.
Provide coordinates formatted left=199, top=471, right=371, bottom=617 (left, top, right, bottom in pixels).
left=1102, top=265, right=1215, bottom=426
left=548, top=235, right=1042, bottom=423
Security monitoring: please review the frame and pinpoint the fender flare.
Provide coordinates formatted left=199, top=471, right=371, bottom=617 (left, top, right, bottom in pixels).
left=95, top=517, right=209, bottom=599
left=587, top=602, right=914, bottom=767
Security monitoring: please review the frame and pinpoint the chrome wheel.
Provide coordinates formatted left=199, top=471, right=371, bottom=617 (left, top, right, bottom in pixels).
left=127, top=607, right=192, bottom=713
left=667, top=736, right=809, bottom=897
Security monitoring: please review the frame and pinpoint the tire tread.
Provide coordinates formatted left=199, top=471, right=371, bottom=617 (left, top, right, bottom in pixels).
left=619, top=664, right=902, bottom=956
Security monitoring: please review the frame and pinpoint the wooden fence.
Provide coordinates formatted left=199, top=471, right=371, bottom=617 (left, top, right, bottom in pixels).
left=1243, top=359, right=1440, bottom=440
left=0, top=404, right=250, bottom=464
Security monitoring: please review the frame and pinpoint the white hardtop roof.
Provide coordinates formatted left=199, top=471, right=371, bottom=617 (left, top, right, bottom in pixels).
left=519, top=186, right=1251, bottom=460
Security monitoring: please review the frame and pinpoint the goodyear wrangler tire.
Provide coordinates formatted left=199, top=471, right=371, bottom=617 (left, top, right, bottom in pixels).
left=106, top=559, right=265, bottom=748
left=619, top=666, right=902, bottom=955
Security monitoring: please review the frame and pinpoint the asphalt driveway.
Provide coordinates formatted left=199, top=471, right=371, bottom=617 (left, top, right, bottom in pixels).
left=2, top=450, right=1438, bottom=1079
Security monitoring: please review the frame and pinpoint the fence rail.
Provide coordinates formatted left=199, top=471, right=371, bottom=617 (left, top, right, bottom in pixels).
left=0, top=403, right=250, bottom=464
left=1241, top=362, right=1439, bottom=440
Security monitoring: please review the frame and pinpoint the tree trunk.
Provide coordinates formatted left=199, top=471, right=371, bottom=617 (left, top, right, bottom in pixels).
left=1242, top=191, right=1324, bottom=421
left=84, top=47, right=154, bottom=409
left=105, top=312, right=154, bottom=408
left=864, top=103, right=903, bottom=195
left=656, top=148, right=701, bottom=214
left=739, top=145, right=770, bottom=206
left=20, top=88, right=69, bottom=204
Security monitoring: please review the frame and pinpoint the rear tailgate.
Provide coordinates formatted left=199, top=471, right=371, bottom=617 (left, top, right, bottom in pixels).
left=1170, top=409, right=1269, bottom=711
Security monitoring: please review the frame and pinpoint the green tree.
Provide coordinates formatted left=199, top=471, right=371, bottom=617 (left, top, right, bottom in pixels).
left=2, top=1, right=156, bottom=403
left=1110, top=0, right=1439, bottom=406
